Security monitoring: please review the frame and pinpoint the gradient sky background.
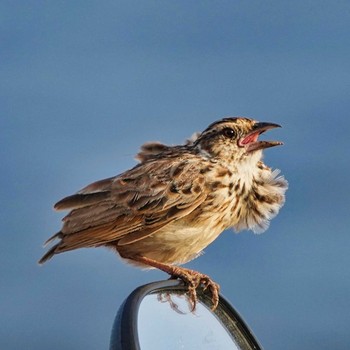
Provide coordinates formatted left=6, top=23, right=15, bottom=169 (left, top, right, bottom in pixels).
left=2, top=1, right=350, bottom=349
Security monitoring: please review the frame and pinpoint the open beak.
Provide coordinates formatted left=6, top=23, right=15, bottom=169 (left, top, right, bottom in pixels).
left=238, top=122, right=283, bottom=152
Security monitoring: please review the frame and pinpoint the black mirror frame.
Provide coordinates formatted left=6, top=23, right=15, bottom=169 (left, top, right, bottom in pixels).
left=110, top=279, right=263, bottom=350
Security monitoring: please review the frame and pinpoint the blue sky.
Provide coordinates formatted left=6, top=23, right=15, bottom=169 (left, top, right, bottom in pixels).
left=2, top=1, right=350, bottom=349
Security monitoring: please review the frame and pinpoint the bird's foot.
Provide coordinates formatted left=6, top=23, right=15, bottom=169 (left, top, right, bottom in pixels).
left=170, top=266, right=220, bottom=311
left=129, top=255, right=220, bottom=311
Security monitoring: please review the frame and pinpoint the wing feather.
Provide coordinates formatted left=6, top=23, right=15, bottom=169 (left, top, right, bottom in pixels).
left=41, top=156, right=209, bottom=262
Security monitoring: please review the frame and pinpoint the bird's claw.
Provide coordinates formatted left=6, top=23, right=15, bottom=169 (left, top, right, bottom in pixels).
left=171, top=269, right=220, bottom=311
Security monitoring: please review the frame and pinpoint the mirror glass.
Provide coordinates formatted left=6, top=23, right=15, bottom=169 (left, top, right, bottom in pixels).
left=138, top=290, right=255, bottom=350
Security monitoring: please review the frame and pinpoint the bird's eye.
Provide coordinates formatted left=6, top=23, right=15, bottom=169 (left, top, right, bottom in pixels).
left=222, top=128, right=236, bottom=139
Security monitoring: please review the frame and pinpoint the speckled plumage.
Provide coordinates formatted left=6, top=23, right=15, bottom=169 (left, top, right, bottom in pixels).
left=40, top=117, right=288, bottom=310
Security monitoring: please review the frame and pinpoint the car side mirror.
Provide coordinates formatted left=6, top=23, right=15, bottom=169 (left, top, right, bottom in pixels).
left=110, top=280, right=263, bottom=350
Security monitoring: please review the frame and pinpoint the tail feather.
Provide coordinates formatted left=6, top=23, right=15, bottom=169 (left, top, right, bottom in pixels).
left=38, top=243, right=59, bottom=265
left=43, top=231, right=62, bottom=247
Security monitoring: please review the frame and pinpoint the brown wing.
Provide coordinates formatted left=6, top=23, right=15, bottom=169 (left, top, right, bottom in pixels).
left=39, top=157, right=208, bottom=264
left=135, top=142, right=172, bottom=162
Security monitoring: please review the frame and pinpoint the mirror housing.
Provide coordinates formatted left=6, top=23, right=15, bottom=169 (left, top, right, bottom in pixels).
left=110, top=280, right=263, bottom=350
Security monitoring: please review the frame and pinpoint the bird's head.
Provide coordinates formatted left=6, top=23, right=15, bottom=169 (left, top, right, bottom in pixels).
left=193, top=117, right=283, bottom=162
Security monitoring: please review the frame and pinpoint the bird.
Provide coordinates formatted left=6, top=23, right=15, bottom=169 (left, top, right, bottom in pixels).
left=39, top=117, right=288, bottom=310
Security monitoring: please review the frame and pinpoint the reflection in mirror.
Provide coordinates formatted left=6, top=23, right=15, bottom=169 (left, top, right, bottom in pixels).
left=138, top=289, right=257, bottom=350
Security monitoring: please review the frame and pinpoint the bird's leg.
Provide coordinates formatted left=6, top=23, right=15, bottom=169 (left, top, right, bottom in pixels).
left=131, top=255, right=220, bottom=311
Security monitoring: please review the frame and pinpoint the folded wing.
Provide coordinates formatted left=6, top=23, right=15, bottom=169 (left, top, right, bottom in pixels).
left=39, top=157, right=207, bottom=264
